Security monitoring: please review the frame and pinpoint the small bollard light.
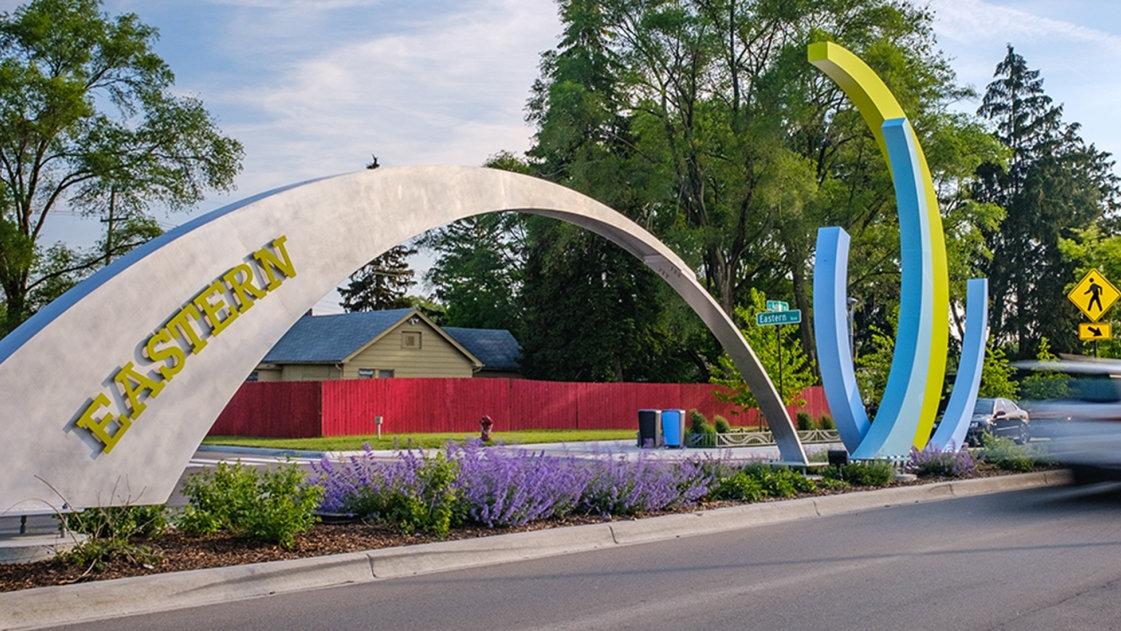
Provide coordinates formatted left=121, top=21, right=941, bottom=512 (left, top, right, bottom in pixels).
left=480, top=415, right=494, bottom=442
left=375, top=415, right=383, bottom=440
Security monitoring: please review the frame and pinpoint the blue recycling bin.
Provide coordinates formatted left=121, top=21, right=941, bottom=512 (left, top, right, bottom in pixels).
left=661, top=409, right=686, bottom=448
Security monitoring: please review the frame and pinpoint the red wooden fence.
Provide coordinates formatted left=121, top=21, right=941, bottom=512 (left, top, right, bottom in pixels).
left=210, top=379, right=831, bottom=438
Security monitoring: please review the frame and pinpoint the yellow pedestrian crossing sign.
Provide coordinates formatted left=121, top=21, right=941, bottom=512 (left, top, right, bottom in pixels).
left=1080, top=322, right=1112, bottom=341
left=1068, top=269, right=1120, bottom=322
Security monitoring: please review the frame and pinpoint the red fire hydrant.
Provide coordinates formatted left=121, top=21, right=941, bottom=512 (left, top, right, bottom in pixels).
left=480, top=415, right=494, bottom=442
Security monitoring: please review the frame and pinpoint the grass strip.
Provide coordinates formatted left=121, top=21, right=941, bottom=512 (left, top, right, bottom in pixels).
left=203, top=429, right=639, bottom=451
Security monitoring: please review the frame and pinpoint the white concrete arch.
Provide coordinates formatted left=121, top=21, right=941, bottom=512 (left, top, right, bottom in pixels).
left=0, top=166, right=805, bottom=514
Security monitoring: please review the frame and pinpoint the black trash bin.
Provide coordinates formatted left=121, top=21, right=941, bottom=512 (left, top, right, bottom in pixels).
left=638, top=409, right=661, bottom=448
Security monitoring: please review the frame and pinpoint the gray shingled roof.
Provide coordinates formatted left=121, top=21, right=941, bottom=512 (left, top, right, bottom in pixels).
left=263, top=309, right=414, bottom=363
left=442, top=327, right=522, bottom=371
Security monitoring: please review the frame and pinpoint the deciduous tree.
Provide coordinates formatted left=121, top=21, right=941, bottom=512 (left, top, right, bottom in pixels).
left=0, top=0, right=243, bottom=333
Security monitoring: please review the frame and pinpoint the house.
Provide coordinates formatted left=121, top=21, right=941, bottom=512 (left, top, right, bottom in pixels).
left=250, top=309, right=521, bottom=382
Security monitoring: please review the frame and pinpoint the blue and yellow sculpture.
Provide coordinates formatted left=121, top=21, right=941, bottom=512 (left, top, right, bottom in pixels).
left=809, top=42, right=989, bottom=458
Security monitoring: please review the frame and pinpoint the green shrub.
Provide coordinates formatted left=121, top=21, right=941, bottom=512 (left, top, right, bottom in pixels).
left=58, top=504, right=167, bottom=571
left=64, top=504, right=167, bottom=539
left=741, top=463, right=817, bottom=498
left=690, top=410, right=714, bottom=435
left=336, top=452, right=463, bottom=538
left=980, top=434, right=1034, bottom=472
left=823, top=460, right=895, bottom=487
left=710, top=470, right=764, bottom=502
left=386, top=455, right=461, bottom=537
left=176, top=461, right=323, bottom=548
left=819, top=414, right=835, bottom=430
left=714, top=415, right=731, bottom=434
left=796, top=411, right=816, bottom=431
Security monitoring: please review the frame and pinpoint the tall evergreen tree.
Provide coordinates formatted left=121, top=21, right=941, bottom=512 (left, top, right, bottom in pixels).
left=519, top=217, right=697, bottom=382
left=518, top=0, right=706, bottom=382
left=339, top=156, right=417, bottom=312
left=974, top=46, right=1119, bottom=356
left=417, top=152, right=529, bottom=331
left=339, top=245, right=417, bottom=312
left=419, top=212, right=524, bottom=331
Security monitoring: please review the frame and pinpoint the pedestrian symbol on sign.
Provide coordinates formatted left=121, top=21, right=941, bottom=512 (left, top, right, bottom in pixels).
left=1068, top=269, right=1120, bottom=322
left=1086, top=278, right=1104, bottom=313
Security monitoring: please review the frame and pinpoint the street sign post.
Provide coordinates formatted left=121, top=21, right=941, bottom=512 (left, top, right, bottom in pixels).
left=756, top=310, right=802, bottom=326
left=756, top=306, right=801, bottom=412
left=1079, top=322, right=1112, bottom=341
left=1068, top=269, right=1120, bottom=322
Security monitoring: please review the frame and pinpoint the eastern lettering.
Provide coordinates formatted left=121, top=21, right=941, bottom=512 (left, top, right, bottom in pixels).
left=75, top=236, right=296, bottom=455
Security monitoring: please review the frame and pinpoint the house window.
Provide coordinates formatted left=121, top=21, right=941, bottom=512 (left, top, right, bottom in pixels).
left=358, top=368, right=375, bottom=379
left=402, top=331, right=421, bottom=350
left=247, top=371, right=259, bottom=382
left=378, top=369, right=395, bottom=378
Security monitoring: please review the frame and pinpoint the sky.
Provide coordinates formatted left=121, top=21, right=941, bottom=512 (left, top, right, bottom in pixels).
left=8, top=0, right=1121, bottom=312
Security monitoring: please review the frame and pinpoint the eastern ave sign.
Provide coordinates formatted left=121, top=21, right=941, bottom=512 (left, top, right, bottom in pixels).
left=756, top=310, right=802, bottom=326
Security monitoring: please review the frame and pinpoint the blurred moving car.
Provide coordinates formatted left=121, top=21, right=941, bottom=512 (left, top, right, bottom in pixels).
left=966, top=397, right=1030, bottom=446
left=1018, top=359, right=1121, bottom=484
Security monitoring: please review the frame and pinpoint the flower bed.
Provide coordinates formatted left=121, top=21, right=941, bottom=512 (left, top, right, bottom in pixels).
left=1, top=438, right=1053, bottom=592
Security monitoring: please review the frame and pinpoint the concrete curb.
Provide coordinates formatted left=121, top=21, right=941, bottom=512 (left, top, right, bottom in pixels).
left=195, top=445, right=326, bottom=460
left=0, top=470, right=1071, bottom=630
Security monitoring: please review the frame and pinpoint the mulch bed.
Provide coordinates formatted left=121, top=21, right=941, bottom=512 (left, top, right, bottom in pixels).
left=0, top=464, right=1043, bottom=593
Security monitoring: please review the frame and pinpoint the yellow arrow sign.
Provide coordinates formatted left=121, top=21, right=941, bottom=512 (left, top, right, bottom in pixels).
left=1080, top=322, right=1112, bottom=341
left=1068, top=269, right=1120, bottom=322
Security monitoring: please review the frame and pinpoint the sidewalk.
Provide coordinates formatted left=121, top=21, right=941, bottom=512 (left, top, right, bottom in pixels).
left=195, top=439, right=845, bottom=465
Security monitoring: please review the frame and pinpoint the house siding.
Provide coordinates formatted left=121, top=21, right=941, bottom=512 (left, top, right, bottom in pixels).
left=341, top=322, right=475, bottom=379
left=255, top=367, right=282, bottom=382
left=281, top=364, right=342, bottom=381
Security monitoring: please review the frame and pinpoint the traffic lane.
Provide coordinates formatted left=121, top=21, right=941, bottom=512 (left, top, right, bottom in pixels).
left=45, top=483, right=1121, bottom=631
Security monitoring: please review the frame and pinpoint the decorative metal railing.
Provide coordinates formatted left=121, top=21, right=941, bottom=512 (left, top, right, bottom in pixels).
left=686, top=429, right=840, bottom=448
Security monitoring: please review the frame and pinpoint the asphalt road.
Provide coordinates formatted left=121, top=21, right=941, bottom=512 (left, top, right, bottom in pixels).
left=43, top=482, right=1121, bottom=631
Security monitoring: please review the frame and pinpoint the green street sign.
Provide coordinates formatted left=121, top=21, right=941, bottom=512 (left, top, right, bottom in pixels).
left=766, top=300, right=789, bottom=312
left=756, top=309, right=802, bottom=326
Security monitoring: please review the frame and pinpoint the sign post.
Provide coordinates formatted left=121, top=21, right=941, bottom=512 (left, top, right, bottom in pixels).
left=757, top=306, right=802, bottom=413
left=1068, top=269, right=1120, bottom=357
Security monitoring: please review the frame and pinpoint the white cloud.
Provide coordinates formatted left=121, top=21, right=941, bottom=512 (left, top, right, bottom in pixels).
left=216, top=0, right=559, bottom=192
left=929, top=0, right=1121, bottom=53
left=923, top=0, right=1121, bottom=162
left=207, top=0, right=385, bottom=6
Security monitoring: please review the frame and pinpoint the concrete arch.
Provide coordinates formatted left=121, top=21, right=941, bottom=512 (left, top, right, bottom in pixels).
left=0, top=166, right=805, bottom=514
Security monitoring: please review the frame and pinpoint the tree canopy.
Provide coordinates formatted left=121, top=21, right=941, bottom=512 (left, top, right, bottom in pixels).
left=421, top=2, right=1121, bottom=380
left=0, top=0, right=243, bottom=334
left=974, top=45, right=1119, bottom=358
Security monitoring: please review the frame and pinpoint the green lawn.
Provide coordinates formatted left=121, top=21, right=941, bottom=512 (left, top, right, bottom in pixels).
left=202, top=429, right=638, bottom=452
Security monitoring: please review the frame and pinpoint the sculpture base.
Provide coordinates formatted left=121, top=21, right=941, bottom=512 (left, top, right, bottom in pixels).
left=0, top=533, right=87, bottom=564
